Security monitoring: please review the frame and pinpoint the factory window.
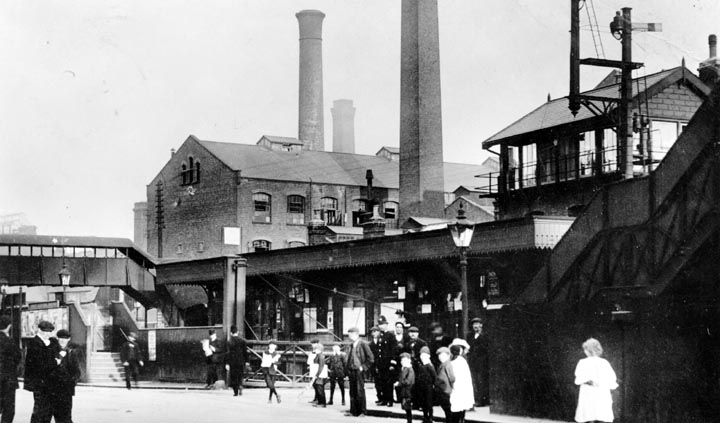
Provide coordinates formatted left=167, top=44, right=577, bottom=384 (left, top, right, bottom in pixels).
left=176, top=243, right=182, bottom=255
left=383, top=201, right=399, bottom=220
left=352, top=199, right=369, bottom=227
left=286, top=195, right=305, bottom=225
left=253, top=193, right=272, bottom=223
left=320, top=197, right=341, bottom=226
left=194, top=161, right=201, bottom=183
left=288, top=240, right=306, bottom=248
left=181, top=164, right=188, bottom=185
left=252, top=240, right=272, bottom=252
left=181, top=157, right=199, bottom=186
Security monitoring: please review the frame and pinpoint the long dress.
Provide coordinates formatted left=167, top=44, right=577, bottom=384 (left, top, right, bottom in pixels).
left=449, top=356, right=475, bottom=412
left=574, top=356, right=618, bottom=423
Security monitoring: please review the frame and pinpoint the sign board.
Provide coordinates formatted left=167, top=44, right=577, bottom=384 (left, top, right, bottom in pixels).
left=342, top=306, right=365, bottom=335
left=222, top=227, right=241, bottom=245
left=21, top=307, right=68, bottom=338
left=487, top=271, right=500, bottom=297
left=147, top=330, right=157, bottom=361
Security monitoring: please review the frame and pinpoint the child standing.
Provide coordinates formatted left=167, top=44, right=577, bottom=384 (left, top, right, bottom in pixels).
left=416, top=346, right=437, bottom=423
left=394, top=352, right=415, bottom=423
left=261, top=341, right=281, bottom=404
left=574, top=338, right=618, bottom=423
left=310, top=342, right=328, bottom=408
left=327, top=343, right=347, bottom=406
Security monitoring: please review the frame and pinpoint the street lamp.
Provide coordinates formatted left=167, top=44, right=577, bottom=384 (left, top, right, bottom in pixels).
left=58, top=263, right=71, bottom=286
left=449, top=203, right=475, bottom=337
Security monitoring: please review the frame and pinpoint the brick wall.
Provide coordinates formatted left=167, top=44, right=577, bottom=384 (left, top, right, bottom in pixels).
left=645, top=83, right=704, bottom=121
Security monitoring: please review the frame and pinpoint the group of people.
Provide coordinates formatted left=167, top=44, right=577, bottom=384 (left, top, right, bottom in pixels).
left=201, top=326, right=248, bottom=396
left=254, top=316, right=488, bottom=423
left=0, top=318, right=81, bottom=423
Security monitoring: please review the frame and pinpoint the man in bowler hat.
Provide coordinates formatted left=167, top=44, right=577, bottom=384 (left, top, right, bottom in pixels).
left=467, top=317, right=489, bottom=407
left=344, top=327, right=374, bottom=417
left=49, top=329, right=81, bottom=423
left=121, top=332, right=144, bottom=390
left=24, top=320, right=57, bottom=423
left=0, top=316, right=20, bottom=423
left=224, top=325, right=247, bottom=396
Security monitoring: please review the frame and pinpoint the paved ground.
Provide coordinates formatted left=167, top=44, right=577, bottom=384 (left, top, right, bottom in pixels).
left=8, top=385, right=567, bottom=423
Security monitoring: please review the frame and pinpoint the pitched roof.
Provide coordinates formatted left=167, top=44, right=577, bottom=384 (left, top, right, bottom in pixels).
left=196, top=138, right=494, bottom=192
left=258, top=135, right=304, bottom=145
left=377, top=146, right=399, bottom=154
left=483, top=66, right=710, bottom=148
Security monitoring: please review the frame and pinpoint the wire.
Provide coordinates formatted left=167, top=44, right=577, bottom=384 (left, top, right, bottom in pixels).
left=588, top=0, right=606, bottom=59
left=584, top=0, right=602, bottom=59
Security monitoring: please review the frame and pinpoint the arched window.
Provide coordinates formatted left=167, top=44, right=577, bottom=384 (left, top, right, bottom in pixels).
left=286, top=195, right=305, bottom=225
left=181, top=164, right=188, bottom=185
left=383, top=201, right=399, bottom=220
left=252, top=239, right=271, bottom=252
left=194, top=161, right=201, bottom=183
left=288, top=240, right=306, bottom=248
left=320, top=197, right=340, bottom=226
left=253, top=193, right=272, bottom=223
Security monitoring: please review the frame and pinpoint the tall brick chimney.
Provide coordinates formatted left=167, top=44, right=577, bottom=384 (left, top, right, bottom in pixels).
left=699, top=34, right=719, bottom=89
left=331, top=99, right=356, bottom=154
left=133, top=202, right=148, bottom=251
left=398, top=0, right=445, bottom=222
left=297, top=10, right=326, bottom=151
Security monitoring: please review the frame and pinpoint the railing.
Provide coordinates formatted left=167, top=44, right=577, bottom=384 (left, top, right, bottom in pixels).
left=477, top=148, right=619, bottom=194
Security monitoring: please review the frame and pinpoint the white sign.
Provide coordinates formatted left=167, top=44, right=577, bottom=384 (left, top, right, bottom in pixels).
left=147, top=330, right=157, bottom=361
left=223, top=227, right=241, bottom=245
left=342, top=307, right=366, bottom=335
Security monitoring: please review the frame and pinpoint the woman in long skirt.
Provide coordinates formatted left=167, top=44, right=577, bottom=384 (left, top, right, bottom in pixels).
left=574, top=338, right=618, bottom=423
left=261, top=340, right=282, bottom=404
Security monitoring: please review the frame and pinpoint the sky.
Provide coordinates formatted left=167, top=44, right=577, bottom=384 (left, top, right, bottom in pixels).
left=0, top=0, right=717, bottom=239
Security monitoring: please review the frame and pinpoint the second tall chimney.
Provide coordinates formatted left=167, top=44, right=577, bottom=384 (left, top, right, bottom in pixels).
left=699, top=34, right=719, bottom=89
left=297, top=10, right=325, bottom=151
left=331, top=99, right=356, bottom=154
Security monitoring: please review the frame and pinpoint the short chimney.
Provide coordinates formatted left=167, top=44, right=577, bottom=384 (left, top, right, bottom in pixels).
left=307, top=211, right=329, bottom=246
left=297, top=10, right=326, bottom=151
left=699, top=34, right=720, bottom=88
left=331, top=99, right=356, bottom=154
left=362, top=205, right=386, bottom=239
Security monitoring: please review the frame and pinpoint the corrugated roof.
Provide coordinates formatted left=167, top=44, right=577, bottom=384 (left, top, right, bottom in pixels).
left=483, top=67, right=688, bottom=147
left=198, top=139, right=494, bottom=192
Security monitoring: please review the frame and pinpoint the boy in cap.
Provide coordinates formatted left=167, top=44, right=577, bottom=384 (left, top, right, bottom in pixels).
left=344, top=327, right=374, bottom=417
left=310, top=342, right=328, bottom=408
left=393, top=352, right=415, bottom=423
left=434, top=347, right=455, bottom=423
left=416, top=346, right=436, bottom=423
left=327, top=342, right=347, bottom=406
left=407, top=326, right=427, bottom=410
left=0, top=315, right=20, bottom=423
left=24, top=320, right=57, bottom=423
left=50, top=329, right=81, bottom=423
left=121, top=331, right=144, bottom=390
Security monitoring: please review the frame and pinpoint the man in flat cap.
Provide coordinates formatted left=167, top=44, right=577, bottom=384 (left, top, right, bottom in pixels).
left=467, top=317, right=489, bottom=407
left=121, top=331, right=144, bottom=390
left=344, top=327, right=373, bottom=417
left=407, top=326, right=427, bottom=409
left=49, top=329, right=81, bottom=423
left=0, top=316, right=20, bottom=423
left=24, top=320, right=57, bottom=423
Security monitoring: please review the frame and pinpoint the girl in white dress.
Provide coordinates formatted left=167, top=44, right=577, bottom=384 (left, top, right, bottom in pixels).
left=574, top=338, right=618, bottom=423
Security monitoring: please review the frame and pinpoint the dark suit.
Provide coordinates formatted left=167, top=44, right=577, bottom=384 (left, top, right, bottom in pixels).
left=408, top=337, right=427, bottom=408
left=467, top=331, right=489, bottom=406
left=345, top=339, right=374, bottom=416
left=49, top=344, right=81, bottom=423
left=120, top=340, right=143, bottom=389
left=24, top=336, right=58, bottom=423
left=0, top=332, right=20, bottom=423
left=205, top=338, right=223, bottom=386
left=435, top=360, right=455, bottom=422
left=225, top=335, right=247, bottom=395
left=416, top=362, right=437, bottom=423
left=368, top=336, right=387, bottom=403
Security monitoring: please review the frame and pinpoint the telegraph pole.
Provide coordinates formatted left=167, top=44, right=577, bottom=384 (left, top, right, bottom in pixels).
left=619, top=7, right=634, bottom=179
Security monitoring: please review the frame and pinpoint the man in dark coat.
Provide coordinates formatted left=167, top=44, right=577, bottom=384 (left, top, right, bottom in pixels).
left=377, top=316, right=396, bottom=407
left=467, top=317, right=490, bottom=407
left=49, top=329, right=81, bottom=423
left=24, top=320, right=57, bottom=423
left=344, top=327, right=374, bottom=417
left=121, top=332, right=144, bottom=390
left=407, top=326, right=427, bottom=409
left=203, top=330, right=223, bottom=388
left=368, top=326, right=384, bottom=405
left=428, top=322, right=452, bottom=368
left=0, top=316, right=20, bottom=423
left=224, top=325, right=247, bottom=396
left=390, top=322, right=410, bottom=405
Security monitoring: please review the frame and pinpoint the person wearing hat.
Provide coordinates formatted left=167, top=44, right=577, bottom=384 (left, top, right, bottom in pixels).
left=121, top=331, right=144, bottom=390
left=434, top=347, right=455, bottom=423
left=393, top=352, right=415, bottom=423
left=449, top=343, right=474, bottom=422
left=224, top=325, right=247, bottom=397
left=416, top=346, right=436, bottom=423
left=467, top=317, right=489, bottom=407
left=326, top=342, right=347, bottom=406
left=0, top=315, right=20, bottom=423
left=376, top=316, right=395, bottom=407
left=49, top=329, right=81, bottom=423
left=390, top=321, right=410, bottom=406
left=368, top=326, right=385, bottom=406
left=203, top=329, right=224, bottom=389
left=407, top=326, right=427, bottom=410
left=24, top=320, right=58, bottom=423
left=344, top=326, right=374, bottom=417
left=428, top=322, right=452, bottom=368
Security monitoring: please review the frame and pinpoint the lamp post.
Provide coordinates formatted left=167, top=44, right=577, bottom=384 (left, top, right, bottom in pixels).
left=449, top=203, right=475, bottom=337
left=58, top=263, right=71, bottom=286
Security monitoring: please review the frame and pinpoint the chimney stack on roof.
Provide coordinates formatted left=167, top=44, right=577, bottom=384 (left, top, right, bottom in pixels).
left=398, top=0, right=445, bottom=222
left=331, top=99, right=356, bottom=154
left=296, top=10, right=326, bottom=151
left=699, top=34, right=719, bottom=88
